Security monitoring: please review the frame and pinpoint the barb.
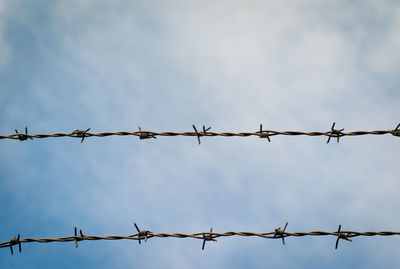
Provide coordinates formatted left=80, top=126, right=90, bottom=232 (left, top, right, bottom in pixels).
left=74, top=227, right=85, bottom=248
left=1, top=224, right=400, bottom=255
left=1, top=123, right=399, bottom=143
left=274, top=222, right=288, bottom=245
left=192, top=125, right=211, bottom=145
left=8, top=234, right=21, bottom=255
left=392, top=123, right=400, bottom=137
left=202, top=227, right=217, bottom=250
left=259, top=124, right=271, bottom=142
left=15, top=126, right=33, bottom=141
left=71, top=128, right=90, bottom=143
left=326, top=122, right=344, bottom=144
left=138, top=127, right=156, bottom=140
left=133, top=222, right=150, bottom=244
left=335, top=225, right=352, bottom=249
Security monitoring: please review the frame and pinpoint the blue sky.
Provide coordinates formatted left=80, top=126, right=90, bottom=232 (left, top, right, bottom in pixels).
left=0, top=0, right=399, bottom=268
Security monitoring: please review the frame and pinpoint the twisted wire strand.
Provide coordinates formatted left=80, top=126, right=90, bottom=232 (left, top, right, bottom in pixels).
left=1, top=122, right=399, bottom=142
left=2, top=224, right=400, bottom=254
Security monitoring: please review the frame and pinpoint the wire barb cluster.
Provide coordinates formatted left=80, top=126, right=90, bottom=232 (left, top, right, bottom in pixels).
left=202, top=227, right=217, bottom=250
left=72, top=128, right=90, bottom=143
left=1, top=122, right=399, bottom=144
left=14, top=126, right=33, bottom=141
left=2, top=222, right=400, bottom=255
left=74, top=227, right=85, bottom=248
left=335, top=225, right=352, bottom=249
left=326, top=122, right=344, bottom=143
left=8, top=234, right=21, bottom=255
left=393, top=123, right=400, bottom=137
left=134, top=222, right=150, bottom=244
left=274, top=222, right=288, bottom=245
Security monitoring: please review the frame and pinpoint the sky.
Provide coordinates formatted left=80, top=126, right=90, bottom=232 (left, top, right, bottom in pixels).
left=0, top=0, right=399, bottom=268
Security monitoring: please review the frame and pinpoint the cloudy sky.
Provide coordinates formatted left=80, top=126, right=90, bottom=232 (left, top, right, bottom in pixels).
left=0, top=0, right=399, bottom=268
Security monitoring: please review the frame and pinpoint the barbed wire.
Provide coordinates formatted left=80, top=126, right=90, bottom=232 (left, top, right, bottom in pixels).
left=2, top=222, right=400, bottom=255
left=1, top=122, right=399, bottom=144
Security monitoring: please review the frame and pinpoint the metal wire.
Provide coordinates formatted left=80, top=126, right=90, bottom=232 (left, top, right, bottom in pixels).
left=1, top=122, right=399, bottom=143
left=2, top=222, right=400, bottom=255
left=2, top=123, right=399, bottom=255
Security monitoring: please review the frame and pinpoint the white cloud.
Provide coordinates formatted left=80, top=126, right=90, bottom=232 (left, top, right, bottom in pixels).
left=39, top=0, right=400, bottom=265
left=1, top=0, right=400, bottom=267
left=364, top=4, right=400, bottom=73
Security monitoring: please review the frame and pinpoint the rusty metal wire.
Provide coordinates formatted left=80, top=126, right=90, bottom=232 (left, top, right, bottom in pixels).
left=1, top=122, right=399, bottom=143
left=2, top=222, right=400, bottom=255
